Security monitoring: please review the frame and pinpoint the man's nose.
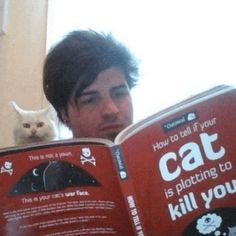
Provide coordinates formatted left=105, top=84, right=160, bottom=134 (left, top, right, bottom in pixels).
left=101, top=97, right=119, bottom=115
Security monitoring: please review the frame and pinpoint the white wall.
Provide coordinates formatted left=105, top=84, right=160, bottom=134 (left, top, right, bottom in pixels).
left=0, top=0, right=48, bottom=148
left=47, top=0, right=236, bottom=122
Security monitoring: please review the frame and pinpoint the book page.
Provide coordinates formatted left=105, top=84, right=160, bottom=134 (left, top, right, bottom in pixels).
left=0, top=140, right=134, bottom=235
left=118, top=87, right=236, bottom=235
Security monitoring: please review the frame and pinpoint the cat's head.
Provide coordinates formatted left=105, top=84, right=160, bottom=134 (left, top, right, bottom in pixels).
left=10, top=101, right=58, bottom=145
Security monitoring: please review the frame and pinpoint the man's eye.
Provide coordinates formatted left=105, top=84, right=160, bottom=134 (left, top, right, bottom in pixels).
left=79, top=96, right=98, bottom=106
left=112, top=88, right=129, bottom=99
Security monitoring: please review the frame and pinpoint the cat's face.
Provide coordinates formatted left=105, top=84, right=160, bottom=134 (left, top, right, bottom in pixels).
left=14, top=113, right=55, bottom=144
left=11, top=102, right=58, bottom=145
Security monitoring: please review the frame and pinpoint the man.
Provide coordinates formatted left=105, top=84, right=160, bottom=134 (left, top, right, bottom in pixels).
left=43, top=30, right=139, bottom=141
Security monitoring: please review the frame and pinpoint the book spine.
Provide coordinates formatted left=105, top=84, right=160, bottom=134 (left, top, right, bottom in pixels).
left=111, top=145, right=147, bottom=236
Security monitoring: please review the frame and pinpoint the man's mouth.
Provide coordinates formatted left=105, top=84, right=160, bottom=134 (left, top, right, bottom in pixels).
left=100, top=124, right=124, bottom=132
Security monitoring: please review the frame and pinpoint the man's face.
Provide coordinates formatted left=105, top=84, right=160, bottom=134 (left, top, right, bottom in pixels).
left=66, top=67, right=133, bottom=141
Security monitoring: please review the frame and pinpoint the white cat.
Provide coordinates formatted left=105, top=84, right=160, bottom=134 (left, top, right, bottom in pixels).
left=11, top=101, right=58, bottom=145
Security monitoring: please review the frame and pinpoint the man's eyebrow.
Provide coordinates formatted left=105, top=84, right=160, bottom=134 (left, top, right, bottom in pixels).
left=80, top=83, right=129, bottom=96
left=80, top=91, right=99, bottom=97
left=111, top=84, right=129, bottom=92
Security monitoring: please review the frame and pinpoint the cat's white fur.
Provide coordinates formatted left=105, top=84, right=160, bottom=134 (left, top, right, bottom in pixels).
left=11, top=101, right=58, bottom=145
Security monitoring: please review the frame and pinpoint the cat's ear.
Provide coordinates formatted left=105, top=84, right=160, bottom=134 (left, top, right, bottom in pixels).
left=40, top=106, right=51, bottom=116
left=9, top=101, right=27, bottom=116
left=43, top=104, right=57, bottom=120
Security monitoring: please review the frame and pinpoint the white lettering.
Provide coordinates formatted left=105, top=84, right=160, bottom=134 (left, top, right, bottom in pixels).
left=180, top=142, right=204, bottom=171
left=201, top=180, right=236, bottom=209
left=159, top=152, right=181, bottom=181
left=159, top=132, right=225, bottom=181
left=200, top=133, right=225, bottom=160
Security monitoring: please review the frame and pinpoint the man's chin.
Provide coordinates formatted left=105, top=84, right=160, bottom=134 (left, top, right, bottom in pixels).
left=99, top=126, right=125, bottom=141
left=100, top=132, right=119, bottom=142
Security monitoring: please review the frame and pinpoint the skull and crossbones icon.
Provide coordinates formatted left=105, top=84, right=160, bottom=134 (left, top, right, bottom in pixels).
left=80, top=148, right=96, bottom=166
left=1, top=161, right=13, bottom=175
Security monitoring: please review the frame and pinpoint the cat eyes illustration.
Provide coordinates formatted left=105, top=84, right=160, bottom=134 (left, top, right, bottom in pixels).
left=10, top=160, right=100, bottom=195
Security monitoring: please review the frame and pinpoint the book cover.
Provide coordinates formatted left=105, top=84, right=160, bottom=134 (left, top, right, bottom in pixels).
left=0, top=141, right=134, bottom=235
left=116, top=85, right=236, bottom=235
left=0, top=85, right=235, bottom=235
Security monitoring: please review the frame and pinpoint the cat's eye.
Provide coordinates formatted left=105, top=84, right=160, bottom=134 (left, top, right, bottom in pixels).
left=37, top=122, right=44, bottom=128
left=23, top=123, right=30, bottom=128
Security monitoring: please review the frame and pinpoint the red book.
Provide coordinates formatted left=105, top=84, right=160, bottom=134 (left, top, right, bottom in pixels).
left=0, top=85, right=235, bottom=235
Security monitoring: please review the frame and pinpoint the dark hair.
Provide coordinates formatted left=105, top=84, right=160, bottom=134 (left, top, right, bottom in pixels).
left=43, top=30, right=139, bottom=122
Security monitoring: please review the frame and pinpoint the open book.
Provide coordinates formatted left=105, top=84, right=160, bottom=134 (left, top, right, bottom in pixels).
left=0, top=85, right=235, bottom=235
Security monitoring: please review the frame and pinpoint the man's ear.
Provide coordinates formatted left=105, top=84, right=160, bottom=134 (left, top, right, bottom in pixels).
left=61, top=109, right=71, bottom=128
